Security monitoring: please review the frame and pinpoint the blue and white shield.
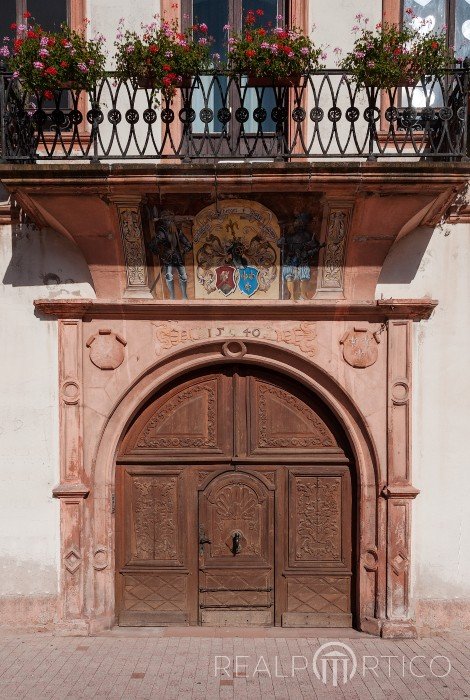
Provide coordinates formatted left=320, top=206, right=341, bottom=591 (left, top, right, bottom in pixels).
left=238, top=266, right=259, bottom=297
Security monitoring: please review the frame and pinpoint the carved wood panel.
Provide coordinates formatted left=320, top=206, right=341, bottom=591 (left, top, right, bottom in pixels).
left=131, top=475, right=180, bottom=562
left=116, top=467, right=192, bottom=626
left=284, top=467, right=352, bottom=626
left=290, top=475, right=342, bottom=563
left=288, top=468, right=351, bottom=569
left=120, top=572, right=188, bottom=626
left=248, top=378, right=339, bottom=454
left=121, top=373, right=232, bottom=456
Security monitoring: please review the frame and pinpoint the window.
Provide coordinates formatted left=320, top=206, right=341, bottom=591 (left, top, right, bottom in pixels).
left=2, top=1, right=68, bottom=35
left=403, top=0, right=470, bottom=60
left=182, top=0, right=288, bottom=133
left=1, top=1, right=17, bottom=42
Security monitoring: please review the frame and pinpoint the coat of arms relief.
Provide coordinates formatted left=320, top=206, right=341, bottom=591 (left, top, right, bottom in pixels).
left=147, top=198, right=326, bottom=301
left=193, top=200, right=280, bottom=300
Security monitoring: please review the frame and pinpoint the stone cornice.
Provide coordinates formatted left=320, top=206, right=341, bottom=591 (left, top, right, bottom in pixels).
left=381, top=484, right=421, bottom=500
left=52, top=483, right=90, bottom=499
left=34, top=298, right=438, bottom=321
left=1, top=161, right=469, bottom=195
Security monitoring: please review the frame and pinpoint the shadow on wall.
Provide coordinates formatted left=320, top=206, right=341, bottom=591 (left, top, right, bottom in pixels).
left=377, top=227, right=434, bottom=289
left=2, top=221, right=95, bottom=294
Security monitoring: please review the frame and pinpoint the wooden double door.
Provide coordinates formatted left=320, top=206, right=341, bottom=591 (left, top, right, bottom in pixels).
left=116, top=366, right=353, bottom=627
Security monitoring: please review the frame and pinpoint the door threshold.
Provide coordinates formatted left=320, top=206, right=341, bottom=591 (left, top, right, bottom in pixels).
left=97, top=626, right=370, bottom=638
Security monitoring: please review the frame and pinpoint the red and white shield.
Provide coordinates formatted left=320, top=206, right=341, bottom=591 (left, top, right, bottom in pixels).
left=215, top=265, right=237, bottom=296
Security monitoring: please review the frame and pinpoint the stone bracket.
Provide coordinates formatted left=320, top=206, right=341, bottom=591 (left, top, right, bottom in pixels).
left=381, top=485, right=420, bottom=500
left=111, top=195, right=153, bottom=299
left=317, top=199, right=354, bottom=296
left=53, top=483, right=90, bottom=499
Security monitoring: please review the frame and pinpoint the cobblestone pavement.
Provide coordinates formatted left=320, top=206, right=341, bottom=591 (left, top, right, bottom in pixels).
left=0, top=629, right=469, bottom=699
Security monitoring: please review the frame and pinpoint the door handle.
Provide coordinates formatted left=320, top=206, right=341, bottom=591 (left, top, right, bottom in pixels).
left=199, top=526, right=211, bottom=555
left=232, top=531, right=241, bottom=555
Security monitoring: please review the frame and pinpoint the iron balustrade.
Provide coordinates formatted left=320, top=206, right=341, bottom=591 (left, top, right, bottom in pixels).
left=0, top=69, right=469, bottom=162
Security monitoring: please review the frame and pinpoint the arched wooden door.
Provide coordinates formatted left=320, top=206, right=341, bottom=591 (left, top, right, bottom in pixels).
left=116, top=366, right=353, bottom=627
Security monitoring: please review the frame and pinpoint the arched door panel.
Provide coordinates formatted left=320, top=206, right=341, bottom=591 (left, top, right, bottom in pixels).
left=246, top=375, right=344, bottom=456
left=116, top=366, right=353, bottom=627
left=120, top=372, right=233, bottom=458
left=198, top=472, right=274, bottom=626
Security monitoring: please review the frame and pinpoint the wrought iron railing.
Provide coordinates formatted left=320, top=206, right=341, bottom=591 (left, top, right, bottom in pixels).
left=0, top=69, right=469, bottom=162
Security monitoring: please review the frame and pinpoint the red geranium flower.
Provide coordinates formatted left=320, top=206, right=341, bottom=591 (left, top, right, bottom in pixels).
left=10, top=23, right=17, bottom=30
left=44, top=90, right=54, bottom=100
left=163, top=63, right=171, bottom=71
left=149, top=44, right=158, bottom=53
left=256, top=9, right=264, bottom=15
left=45, top=66, right=58, bottom=75
left=431, top=41, right=439, bottom=50
left=23, top=11, right=32, bottom=18
left=27, top=30, right=37, bottom=39
left=60, top=61, right=68, bottom=68
left=245, top=49, right=256, bottom=58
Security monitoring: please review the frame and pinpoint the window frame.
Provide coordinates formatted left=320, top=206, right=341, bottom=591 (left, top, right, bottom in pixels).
left=181, top=0, right=288, bottom=36
left=160, top=0, right=308, bottom=156
left=386, top=0, right=466, bottom=55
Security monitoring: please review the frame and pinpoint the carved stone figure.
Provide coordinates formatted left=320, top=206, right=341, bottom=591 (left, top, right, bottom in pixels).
left=277, top=212, right=325, bottom=300
left=149, top=209, right=192, bottom=299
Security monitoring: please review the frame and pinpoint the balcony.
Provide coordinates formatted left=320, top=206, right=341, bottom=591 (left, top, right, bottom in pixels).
left=1, top=69, right=469, bottom=162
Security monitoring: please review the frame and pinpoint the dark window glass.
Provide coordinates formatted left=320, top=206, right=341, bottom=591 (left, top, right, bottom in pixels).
left=193, top=0, right=228, bottom=58
left=1, top=0, right=16, bottom=45
left=190, top=0, right=286, bottom=133
left=242, top=0, right=279, bottom=26
left=28, top=0, right=68, bottom=31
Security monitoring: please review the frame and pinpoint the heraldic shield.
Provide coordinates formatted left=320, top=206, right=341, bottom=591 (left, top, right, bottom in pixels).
left=238, top=266, right=260, bottom=297
left=215, top=265, right=237, bottom=296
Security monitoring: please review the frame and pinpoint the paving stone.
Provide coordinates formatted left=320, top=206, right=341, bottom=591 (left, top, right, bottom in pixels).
left=0, top=631, right=469, bottom=699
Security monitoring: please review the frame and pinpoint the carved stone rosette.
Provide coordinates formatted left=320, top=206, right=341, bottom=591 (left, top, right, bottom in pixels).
left=113, top=196, right=153, bottom=298
left=318, top=200, right=354, bottom=296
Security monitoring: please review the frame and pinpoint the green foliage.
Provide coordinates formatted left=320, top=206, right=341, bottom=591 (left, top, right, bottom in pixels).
left=226, top=9, right=323, bottom=78
left=340, top=14, right=453, bottom=89
left=114, top=16, right=213, bottom=96
left=2, top=20, right=106, bottom=96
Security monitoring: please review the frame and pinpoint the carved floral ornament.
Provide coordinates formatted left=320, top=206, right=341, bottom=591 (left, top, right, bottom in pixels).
left=153, top=321, right=317, bottom=358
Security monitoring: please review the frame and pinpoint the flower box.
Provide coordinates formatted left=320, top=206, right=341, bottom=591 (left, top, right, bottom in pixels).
left=246, top=74, right=301, bottom=88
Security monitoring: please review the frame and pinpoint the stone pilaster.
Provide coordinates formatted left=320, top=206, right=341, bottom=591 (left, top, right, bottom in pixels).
left=53, top=320, right=89, bottom=629
left=382, top=319, right=419, bottom=638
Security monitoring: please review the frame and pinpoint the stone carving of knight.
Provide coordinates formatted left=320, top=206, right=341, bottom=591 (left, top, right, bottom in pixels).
left=149, top=209, right=193, bottom=300
left=277, top=212, right=324, bottom=300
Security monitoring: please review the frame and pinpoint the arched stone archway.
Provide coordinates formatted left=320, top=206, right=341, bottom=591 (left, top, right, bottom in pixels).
left=81, top=340, right=384, bottom=634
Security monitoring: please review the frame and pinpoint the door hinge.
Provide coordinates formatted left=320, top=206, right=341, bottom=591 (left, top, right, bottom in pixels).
left=111, top=492, right=115, bottom=514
